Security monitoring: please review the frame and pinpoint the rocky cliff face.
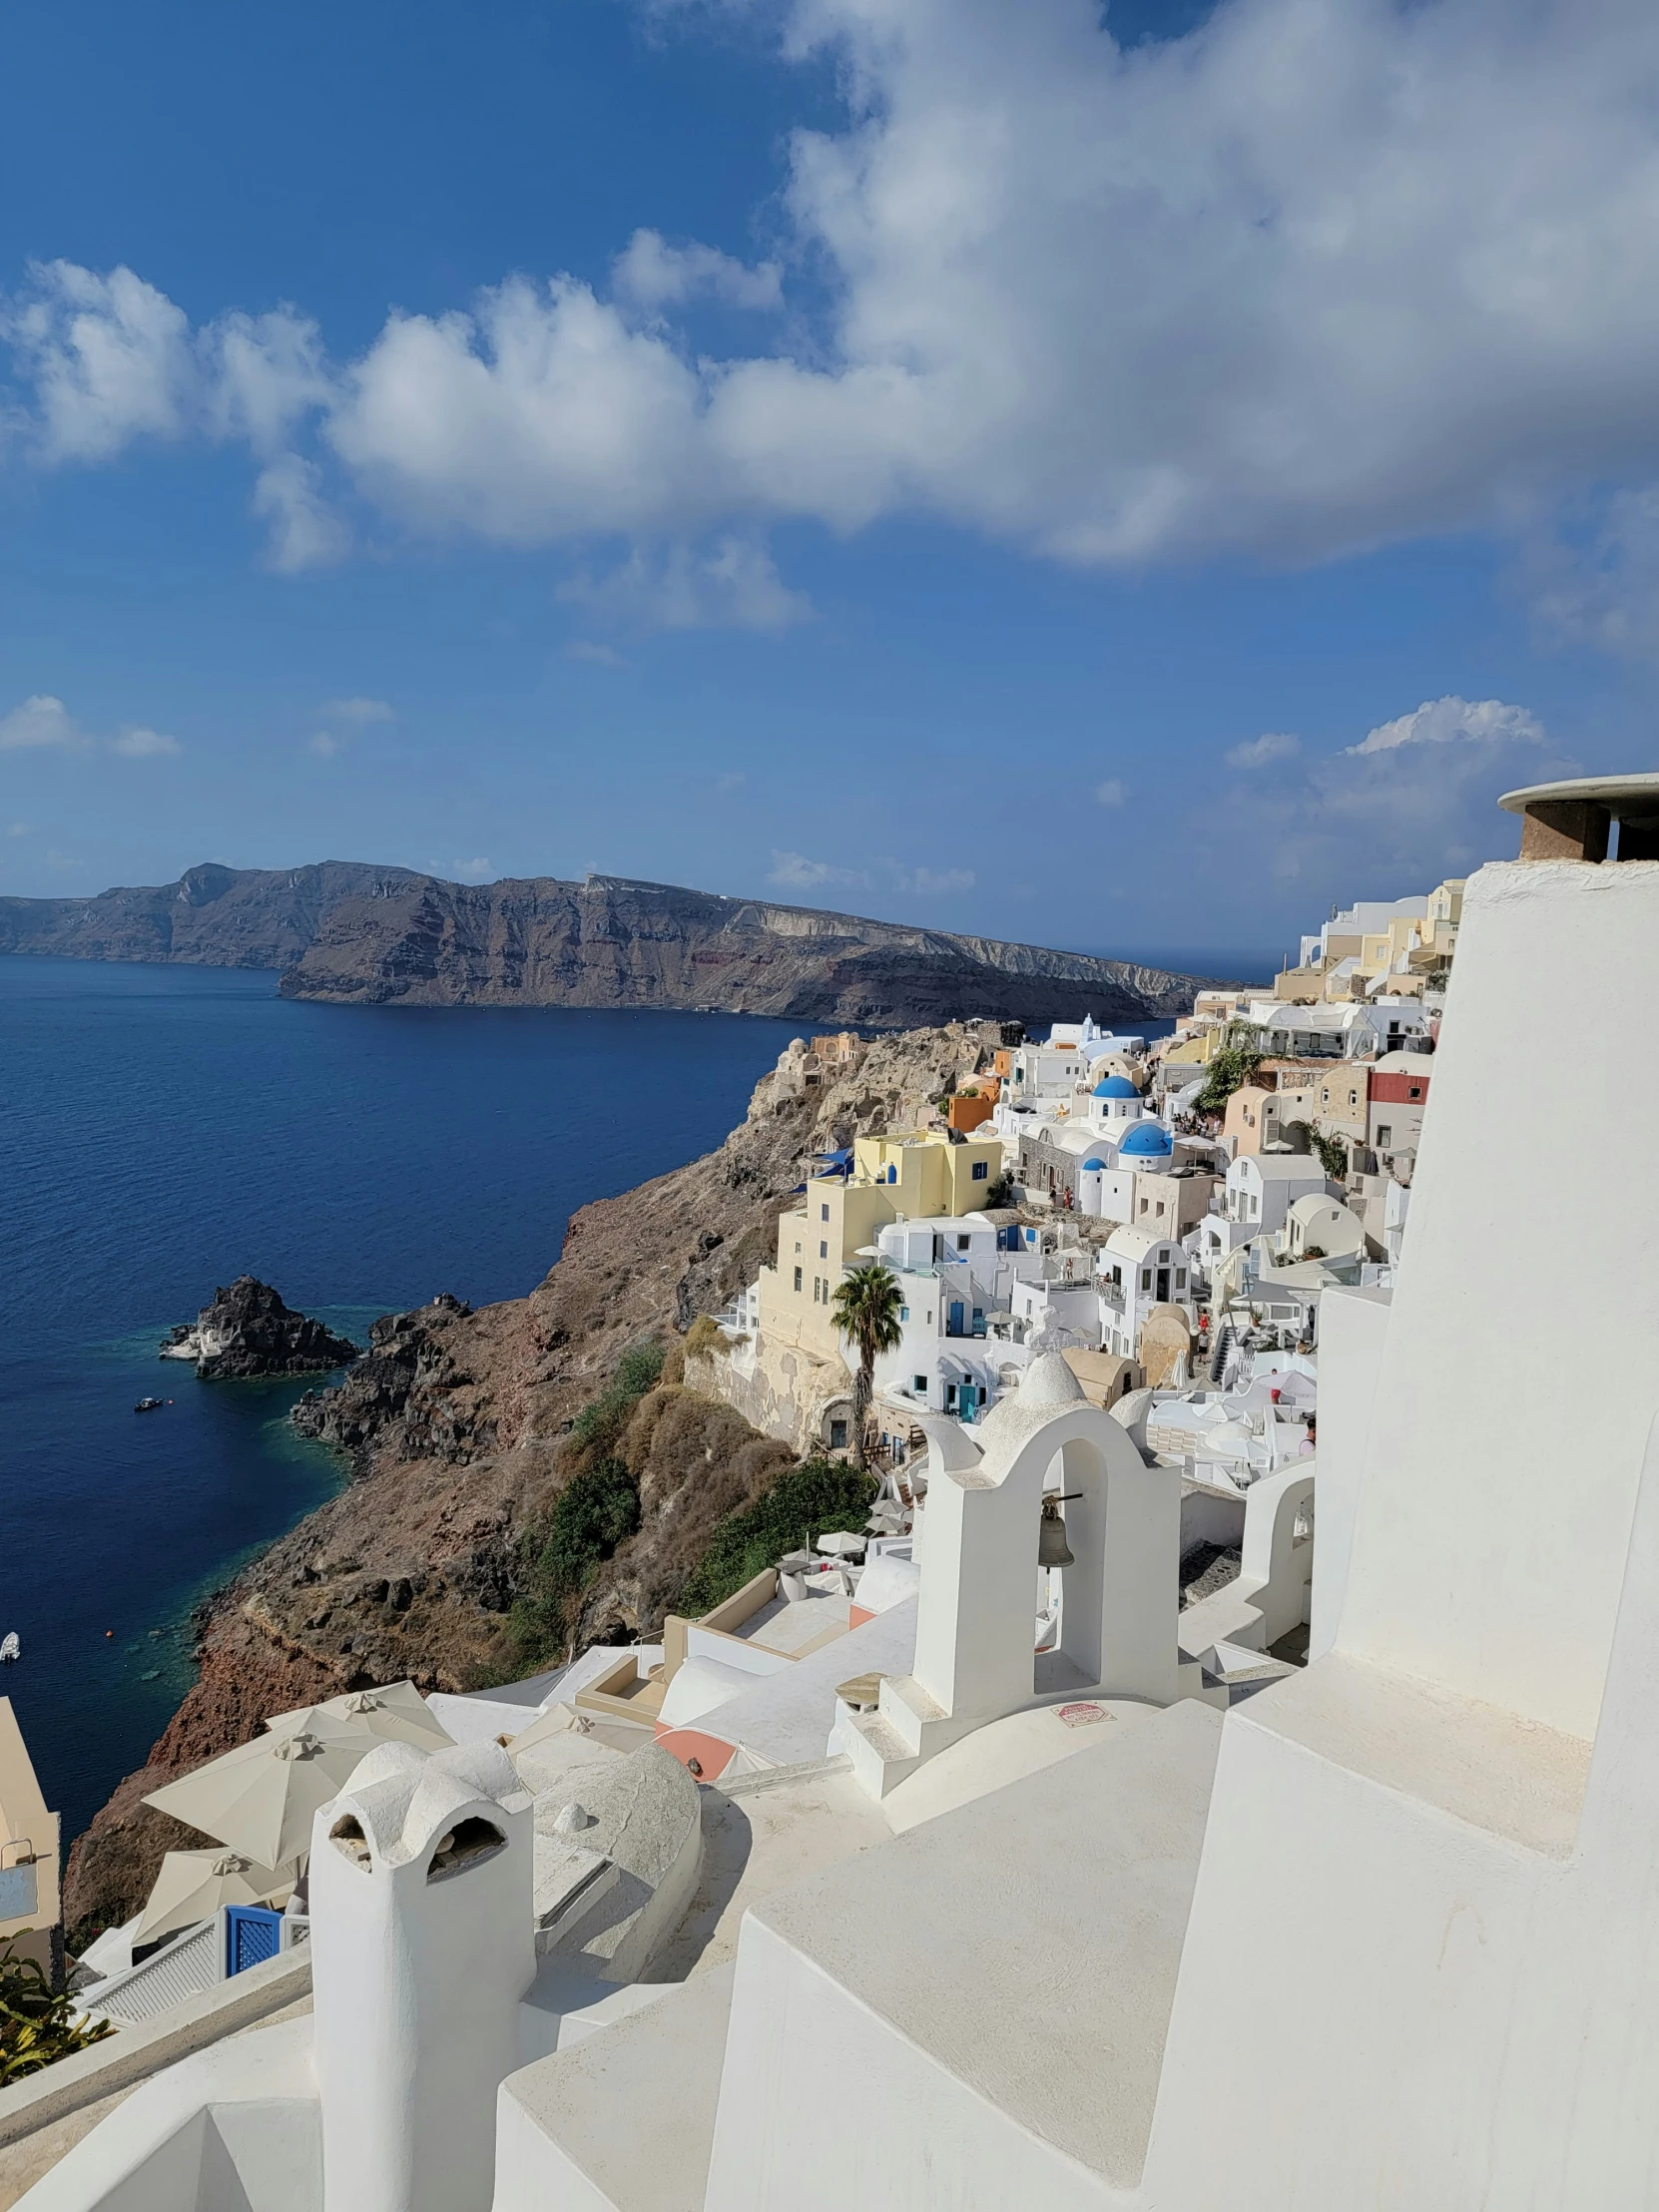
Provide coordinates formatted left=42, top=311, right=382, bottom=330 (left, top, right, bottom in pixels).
left=64, top=1024, right=994, bottom=1943
left=1, top=862, right=1219, bottom=1024
left=161, top=1277, right=362, bottom=1379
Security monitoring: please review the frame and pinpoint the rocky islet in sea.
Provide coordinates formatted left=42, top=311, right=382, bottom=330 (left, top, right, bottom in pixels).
left=160, top=1275, right=362, bottom=1380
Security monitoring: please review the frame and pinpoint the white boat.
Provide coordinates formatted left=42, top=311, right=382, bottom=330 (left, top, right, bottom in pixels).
left=0, top=1633, right=18, bottom=1663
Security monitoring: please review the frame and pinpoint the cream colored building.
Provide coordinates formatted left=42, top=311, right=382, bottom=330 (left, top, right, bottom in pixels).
left=758, top=1129, right=1003, bottom=1363
left=0, top=1697, right=61, bottom=1979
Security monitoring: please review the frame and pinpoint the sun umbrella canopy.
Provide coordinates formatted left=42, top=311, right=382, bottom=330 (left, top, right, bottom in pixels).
left=135, top=1848, right=290, bottom=1946
left=266, top=1679, right=453, bottom=1751
left=143, top=1714, right=379, bottom=1867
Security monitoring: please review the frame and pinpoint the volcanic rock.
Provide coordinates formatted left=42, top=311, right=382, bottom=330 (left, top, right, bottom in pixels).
left=161, top=1276, right=362, bottom=1379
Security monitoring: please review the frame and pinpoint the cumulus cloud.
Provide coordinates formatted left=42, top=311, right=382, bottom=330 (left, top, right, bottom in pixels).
left=1227, top=732, right=1300, bottom=771
left=11, top=2, right=1659, bottom=620
left=110, top=726, right=180, bottom=757
left=1094, top=778, right=1127, bottom=808
left=0, top=693, right=182, bottom=758
left=451, top=856, right=495, bottom=881
left=1347, top=697, right=1546, bottom=758
left=769, top=849, right=859, bottom=889
left=1218, top=694, right=1558, bottom=895
left=558, top=535, right=811, bottom=631
left=308, top=731, right=339, bottom=757
left=253, top=453, right=349, bottom=572
left=0, top=694, right=80, bottom=750
left=612, top=230, right=782, bottom=313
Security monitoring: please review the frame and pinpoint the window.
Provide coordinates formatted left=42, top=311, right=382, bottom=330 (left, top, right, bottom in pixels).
left=794, top=1241, right=802, bottom=1255
left=1176, top=1269, right=1187, bottom=1289
left=1408, top=1084, right=1422, bottom=1100
left=794, top=1266, right=803, bottom=1293
left=914, top=1375, right=928, bottom=1394
left=957, top=1234, right=970, bottom=1252
left=820, top=1240, right=829, bottom=1259
left=821, top=1203, right=830, bottom=1221
left=1376, top=1125, right=1391, bottom=1147
left=1140, top=1197, right=1149, bottom=1214
left=1349, top=1090, right=1358, bottom=1107
left=1156, top=1201, right=1165, bottom=1217
left=899, top=1306, right=909, bottom=1322
left=1141, top=1268, right=1152, bottom=1290
left=971, top=1160, right=988, bottom=1181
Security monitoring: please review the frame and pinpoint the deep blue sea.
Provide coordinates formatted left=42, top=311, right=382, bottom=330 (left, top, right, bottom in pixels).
left=0, top=957, right=799, bottom=1846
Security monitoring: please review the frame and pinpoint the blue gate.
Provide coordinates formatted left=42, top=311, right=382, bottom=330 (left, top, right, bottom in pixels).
left=224, top=1905, right=282, bottom=1977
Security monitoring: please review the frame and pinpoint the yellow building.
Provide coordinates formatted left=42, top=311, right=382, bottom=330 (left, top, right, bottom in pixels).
left=758, top=1129, right=1002, bottom=1360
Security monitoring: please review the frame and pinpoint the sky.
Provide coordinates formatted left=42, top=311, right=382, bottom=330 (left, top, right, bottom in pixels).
left=3, top=0, right=1659, bottom=962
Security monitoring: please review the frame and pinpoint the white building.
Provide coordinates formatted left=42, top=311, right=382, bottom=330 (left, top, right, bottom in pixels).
left=1098, top=1223, right=1194, bottom=1360
left=1218, top=1151, right=1333, bottom=1240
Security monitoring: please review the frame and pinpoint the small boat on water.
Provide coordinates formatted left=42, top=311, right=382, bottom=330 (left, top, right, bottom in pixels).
left=0, top=1633, right=19, bottom=1663
left=134, top=1396, right=165, bottom=1412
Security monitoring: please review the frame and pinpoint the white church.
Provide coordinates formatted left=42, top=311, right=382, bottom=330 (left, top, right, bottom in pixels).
left=9, top=770, right=1659, bottom=2210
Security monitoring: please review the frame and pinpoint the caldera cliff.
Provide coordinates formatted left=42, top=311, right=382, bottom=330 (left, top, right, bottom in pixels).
left=64, top=1021, right=1005, bottom=1942
left=0, top=862, right=1222, bottom=1026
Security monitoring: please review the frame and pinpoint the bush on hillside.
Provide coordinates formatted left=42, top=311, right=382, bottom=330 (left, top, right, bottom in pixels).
left=568, top=1340, right=667, bottom=1458
left=678, top=1458, right=879, bottom=1616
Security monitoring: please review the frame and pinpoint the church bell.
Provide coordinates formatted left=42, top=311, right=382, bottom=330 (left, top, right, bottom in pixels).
left=1038, top=1494, right=1075, bottom=1570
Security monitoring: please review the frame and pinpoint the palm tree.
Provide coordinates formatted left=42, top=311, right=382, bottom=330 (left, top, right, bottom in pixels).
left=830, top=1264, right=905, bottom=1471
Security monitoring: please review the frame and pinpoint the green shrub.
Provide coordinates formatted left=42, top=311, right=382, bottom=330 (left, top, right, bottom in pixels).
left=1, top=1944, right=110, bottom=2085
left=569, top=1340, right=667, bottom=1456
left=679, top=1458, right=879, bottom=1616
left=1312, top=1131, right=1348, bottom=1181
left=682, top=1314, right=725, bottom=1360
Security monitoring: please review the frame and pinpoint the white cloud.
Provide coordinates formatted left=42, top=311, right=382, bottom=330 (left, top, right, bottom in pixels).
left=613, top=230, right=783, bottom=313
left=769, top=849, right=860, bottom=890
left=1, top=263, right=194, bottom=462
left=1228, top=731, right=1300, bottom=771
left=14, top=4, right=1659, bottom=618
left=559, top=535, right=811, bottom=632
left=565, top=640, right=625, bottom=668
left=452, top=856, right=495, bottom=881
left=7, top=821, right=30, bottom=836
left=1347, top=697, right=1546, bottom=758
left=308, top=731, right=339, bottom=757
left=322, top=696, right=393, bottom=724
left=1094, top=778, right=1127, bottom=808
left=110, top=726, right=180, bottom=757
left=909, top=866, right=975, bottom=895
left=1220, top=693, right=1558, bottom=895
left=0, top=694, right=79, bottom=750
left=252, top=453, right=349, bottom=572
left=0, top=692, right=183, bottom=758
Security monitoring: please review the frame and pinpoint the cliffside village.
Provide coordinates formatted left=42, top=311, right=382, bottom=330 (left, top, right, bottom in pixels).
left=696, top=876, right=1456, bottom=1485
left=15, top=781, right=1659, bottom=2211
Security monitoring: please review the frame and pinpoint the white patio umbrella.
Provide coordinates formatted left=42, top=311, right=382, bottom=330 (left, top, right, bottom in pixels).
left=266, top=1679, right=453, bottom=1751
left=143, top=1713, right=379, bottom=1868
left=135, top=1849, right=291, bottom=1946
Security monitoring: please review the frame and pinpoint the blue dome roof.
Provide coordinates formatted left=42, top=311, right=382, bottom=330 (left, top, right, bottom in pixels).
left=1092, top=1075, right=1138, bottom=1099
left=1119, top=1122, right=1174, bottom=1157
left=1082, top=1157, right=1109, bottom=1172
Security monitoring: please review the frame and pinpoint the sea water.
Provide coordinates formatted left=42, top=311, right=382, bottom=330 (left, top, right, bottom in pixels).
left=0, top=956, right=799, bottom=1843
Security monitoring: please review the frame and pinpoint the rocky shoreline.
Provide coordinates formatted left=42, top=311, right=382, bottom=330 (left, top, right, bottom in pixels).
left=64, top=1022, right=999, bottom=1942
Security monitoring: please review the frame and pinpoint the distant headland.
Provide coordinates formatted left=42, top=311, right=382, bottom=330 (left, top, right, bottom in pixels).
left=0, top=861, right=1227, bottom=1027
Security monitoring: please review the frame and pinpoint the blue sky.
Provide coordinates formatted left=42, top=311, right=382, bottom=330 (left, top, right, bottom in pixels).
left=2, top=0, right=1658, bottom=961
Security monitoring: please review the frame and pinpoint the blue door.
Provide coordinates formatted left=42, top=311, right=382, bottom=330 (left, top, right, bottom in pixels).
left=225, top=1905, right=282, bottom=1976
left=948, top=1301, right=964, bottom=1335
